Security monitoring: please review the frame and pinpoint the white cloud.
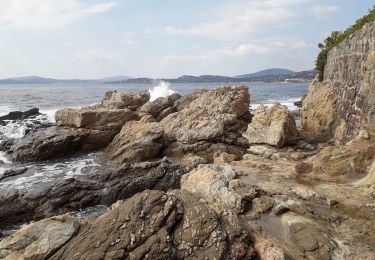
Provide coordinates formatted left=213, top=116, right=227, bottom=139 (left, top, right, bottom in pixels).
left=164, top=39, right=308, bottom=62
left=0, top=0, right=116, bottom=30
left=310, top=5, right=339, bottom=19
left=165, top=0, right=307, bottom=39
left=76, top=49, right=120, bottom=63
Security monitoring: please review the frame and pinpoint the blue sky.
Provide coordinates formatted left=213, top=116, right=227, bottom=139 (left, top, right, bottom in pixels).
left=0, top=0, right=373, bottom=79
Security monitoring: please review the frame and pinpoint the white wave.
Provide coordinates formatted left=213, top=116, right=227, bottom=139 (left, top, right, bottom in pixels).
left=0, top=153, right=100, bottom=190
left=39, top=109, right=58, bottom=123
left=0, top=106, right=11, bottom=117
left=251, top=97, right=301, bottom=112
left=149, top=81, right=177, bottom=102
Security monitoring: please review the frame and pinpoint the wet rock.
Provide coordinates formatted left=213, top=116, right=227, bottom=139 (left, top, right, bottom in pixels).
left=181, top=164, right=248, bottom=213
left=0, top=157, right=184, bottom=229
left=105, top=120, right=164, bottom=164
left=9, top=126, right=116, bottom=162
left=0, top=216, right=79, bottom=259
left=0, top=108, right=40, bottom=121
left=101, top=91, right=150, bottom=109
left=0, top=167, right=28, bottom=181
left=244, top=103, right=297, bottom=148
left=249, top=196, right=275, bottom=218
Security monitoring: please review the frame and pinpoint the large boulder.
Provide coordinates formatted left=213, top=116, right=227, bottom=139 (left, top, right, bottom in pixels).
left=244, top=103, right=297, bottom=148
left=55, top=107, right=139, bottom=131
left=101, top=91, right=150, bottom=110
left=161, top=86, right=250, bottom=144
left=105, top=119, right=164, bottom=164
left=1, top=190, right=254, bottom=260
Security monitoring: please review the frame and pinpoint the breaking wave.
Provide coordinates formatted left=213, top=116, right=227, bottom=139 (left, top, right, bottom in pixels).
left=149, top=81, right=177, bottom=102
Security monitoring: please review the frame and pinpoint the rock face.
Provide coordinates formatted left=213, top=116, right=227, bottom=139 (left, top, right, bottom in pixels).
left=244, top=103, right=297, bottom=148
left=0, top=108, right=40, bottom=122
left=105, top=120, right=164, bottom=164
left=1, top=190, right=254, bottom=260
left=0, top=158, right=184, bottom=229
left=301, top=21, right=375, bottom=142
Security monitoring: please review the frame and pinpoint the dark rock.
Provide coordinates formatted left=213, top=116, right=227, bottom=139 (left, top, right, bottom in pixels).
left=0, top=167, right=28, bottom=181
left=0, top=108, right=40, bottom=121
left=0, top=157, right=185, bottom=229
left=8, top=126, right=116, bottom=162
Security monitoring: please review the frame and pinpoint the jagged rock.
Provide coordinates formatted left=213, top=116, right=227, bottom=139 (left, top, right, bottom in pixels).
left=0, top=216, right=79, bottom=260
left=174, top=89, right=208, bottom=111
left=180, top=153, right=207, bottom=170
left=139, top=93, right=181, bottom=120
left=0, top=167, right=28, bottom=181
left=101, top=91, right=150, bottom=110
left=8, top=126, right=115, bottom=162
left=244, top=103, right=297, bottom=148
left=249, top=196, right=275, bottom=219
left=247, top=145, right=280, bottom=160
left=0, top=108, right=40, bottom=121
left=2, top=190, right=254, bottom=259
left=0, top=157, right=184, bottom=230
left=295, top=162, right=313, bottom=174
left=105, top=120, right=164, bottom=164
left=55, top=107, right=139, bottom=131
left=161, top=86, right=250, bottom=144
left=181, top=164, right=248, bottom=213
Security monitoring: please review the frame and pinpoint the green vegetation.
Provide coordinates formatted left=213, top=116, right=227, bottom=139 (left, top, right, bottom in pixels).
left=316, top=5, right=375, bottom=81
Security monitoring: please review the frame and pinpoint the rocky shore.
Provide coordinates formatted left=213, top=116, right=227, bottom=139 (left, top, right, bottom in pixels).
left=1, top=21, right=375, bottom=260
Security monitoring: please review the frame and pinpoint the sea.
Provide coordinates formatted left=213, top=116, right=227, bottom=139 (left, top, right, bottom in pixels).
left=0, top=81, right=308, bottom=215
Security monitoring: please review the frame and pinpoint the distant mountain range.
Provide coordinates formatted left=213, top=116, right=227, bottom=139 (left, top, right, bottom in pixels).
left=108, top=69, right=317, bottom=84
left=0, top=75, right=132, bottom=84
left=0, top=69, right=316, bottom=84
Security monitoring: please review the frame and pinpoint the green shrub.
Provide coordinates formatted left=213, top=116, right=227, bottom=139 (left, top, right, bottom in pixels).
left=316, top=5, right=375, bottom=81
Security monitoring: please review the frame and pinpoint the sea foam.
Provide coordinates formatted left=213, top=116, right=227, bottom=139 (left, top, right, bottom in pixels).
left=149, top=81, right=177, bottom=102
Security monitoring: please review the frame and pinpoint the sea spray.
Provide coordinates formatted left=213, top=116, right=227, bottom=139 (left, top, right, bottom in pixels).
left=149, top=81, right=177, bottom=102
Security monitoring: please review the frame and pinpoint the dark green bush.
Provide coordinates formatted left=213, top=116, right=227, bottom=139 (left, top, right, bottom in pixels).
left=316, top=5, right=375, bottom=81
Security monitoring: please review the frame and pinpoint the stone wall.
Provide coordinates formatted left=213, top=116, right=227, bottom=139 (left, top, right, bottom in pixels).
left=302, top=20, right=375, bottom=142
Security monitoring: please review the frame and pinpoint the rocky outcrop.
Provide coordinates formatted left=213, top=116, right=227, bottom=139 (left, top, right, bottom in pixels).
left=0, top=158, right=184, bottom=229
left=1, top=190, right=254, bottom=260
left=244, top=103, right=297, bottom=148
left=302, top=21, right=375, bottom=142
left=105, top=120, right=164, bottom=164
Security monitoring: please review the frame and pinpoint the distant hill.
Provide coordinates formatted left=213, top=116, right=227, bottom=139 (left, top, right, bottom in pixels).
left=235, top=68, right=295, bottom=78
left=107, top=69, right=317, bottom=84
left=0, top=75, right=132, bottom=84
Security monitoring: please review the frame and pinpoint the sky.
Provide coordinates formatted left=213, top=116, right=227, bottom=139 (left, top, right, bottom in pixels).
left=0, top=0, right=373, bottom=79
